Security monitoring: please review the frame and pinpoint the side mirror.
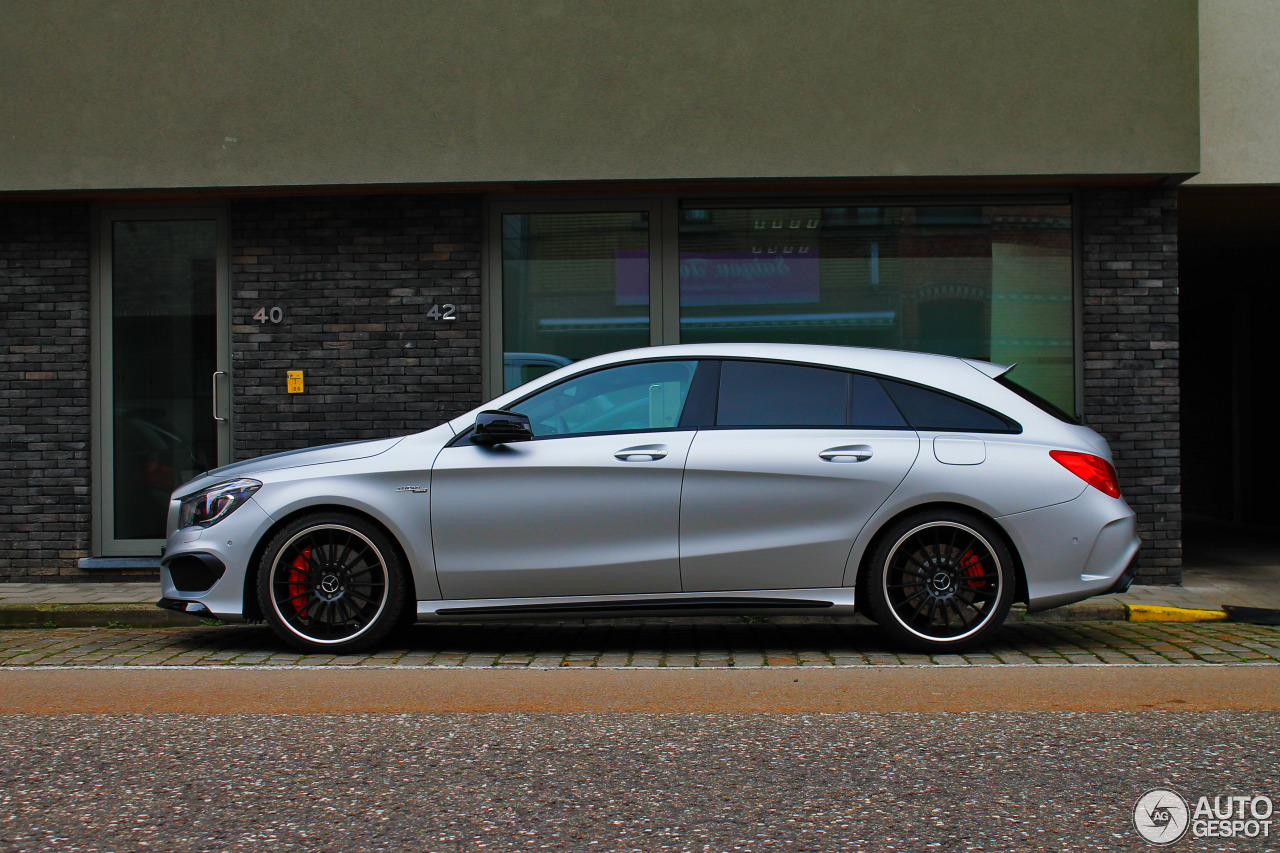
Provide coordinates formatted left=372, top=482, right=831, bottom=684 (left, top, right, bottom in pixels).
left=472, top=409, right=533, bottom=446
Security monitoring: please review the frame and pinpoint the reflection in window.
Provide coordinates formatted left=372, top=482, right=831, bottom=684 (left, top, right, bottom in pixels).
left=501, top=211, right=651, bottom=390
left=678, top=205, right=1075, bottom=412
left=111, top=219, right=218, bottom=540
left=514, top=361, right=696, bottom=437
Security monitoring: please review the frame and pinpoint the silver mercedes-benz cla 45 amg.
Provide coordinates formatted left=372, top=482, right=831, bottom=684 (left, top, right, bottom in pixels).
left=159, top=344, right=1140, bottom=654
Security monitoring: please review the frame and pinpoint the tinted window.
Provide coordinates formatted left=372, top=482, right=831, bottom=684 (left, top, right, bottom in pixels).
left=878, top=378, right=1018, bottom=433
left=996, top=374, right=1080, bottom=425
left=717, top=361, right=849, bottom=427
left=851, top=374, right=908, bottom=428
left=514, top=360, right=697, bottom=437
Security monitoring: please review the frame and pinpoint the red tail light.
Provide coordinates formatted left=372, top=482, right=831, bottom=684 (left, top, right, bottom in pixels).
left=1050, top=450, right=1121, bottom=498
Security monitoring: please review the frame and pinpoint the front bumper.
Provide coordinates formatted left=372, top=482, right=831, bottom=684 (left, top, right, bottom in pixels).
left=157, top=597, right=216, bottom=616
left=159, top=496, right=275, bottom=621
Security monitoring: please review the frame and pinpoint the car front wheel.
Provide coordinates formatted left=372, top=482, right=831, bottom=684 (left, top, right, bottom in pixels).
left=866, top=510, right=1015, bottom=652
left=257, top=512, right=407, bottom=654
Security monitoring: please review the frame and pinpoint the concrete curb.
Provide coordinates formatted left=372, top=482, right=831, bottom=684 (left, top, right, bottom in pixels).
left=1125, top=604, right=1229, bottom=622
left=0, top=604, right=205, bottom=629
left=1015, top=603, right=1127, bottom=622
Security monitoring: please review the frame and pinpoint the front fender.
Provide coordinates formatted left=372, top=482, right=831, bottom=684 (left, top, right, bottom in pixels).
left=251, top=465, right=443, bottom=602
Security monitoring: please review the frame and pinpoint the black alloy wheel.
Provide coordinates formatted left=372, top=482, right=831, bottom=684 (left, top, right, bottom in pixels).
left=258, top=513, right=407, bottom=653
left=867, top=511, right=1016, bottom=652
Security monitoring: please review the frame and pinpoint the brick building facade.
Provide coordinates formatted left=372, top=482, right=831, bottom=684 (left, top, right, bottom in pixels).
left=0, top=189, right=1183, bottom=583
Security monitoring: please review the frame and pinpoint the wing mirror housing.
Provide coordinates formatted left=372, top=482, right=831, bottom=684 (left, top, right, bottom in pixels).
left=472, top=410, right=534, bottom=446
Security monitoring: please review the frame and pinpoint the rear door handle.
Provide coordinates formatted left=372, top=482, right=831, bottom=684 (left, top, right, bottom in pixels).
left=819, top=445, right=872, bottom=462
left=615, top=445, right=668, bottom=461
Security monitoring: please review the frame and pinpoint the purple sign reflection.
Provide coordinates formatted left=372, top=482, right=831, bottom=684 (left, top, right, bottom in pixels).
left=615, top=249, right=820, bottom=306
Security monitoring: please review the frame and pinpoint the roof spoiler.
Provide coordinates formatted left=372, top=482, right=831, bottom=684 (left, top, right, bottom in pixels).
left=961, top=358, right=1015, bottom=379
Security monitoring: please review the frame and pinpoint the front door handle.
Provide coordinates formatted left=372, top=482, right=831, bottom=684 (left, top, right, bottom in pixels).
left=615, top=445, right=668, bottom=461
left=819, top=445, right=872, bottom=462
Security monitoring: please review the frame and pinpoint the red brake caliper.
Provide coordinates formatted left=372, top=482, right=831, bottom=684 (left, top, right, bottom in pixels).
left=959, top=549, right=986, bottom=588
left=287, top=546, right=312, bottom=617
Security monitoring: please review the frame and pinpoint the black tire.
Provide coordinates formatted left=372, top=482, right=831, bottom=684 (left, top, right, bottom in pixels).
left=257, top=512, right=407, bottom=654
left=866, top=509, right=1015, bottom=652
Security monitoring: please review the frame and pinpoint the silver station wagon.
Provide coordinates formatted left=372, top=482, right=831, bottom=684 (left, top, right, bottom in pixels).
left=159, top=344, right=1140, bottom=654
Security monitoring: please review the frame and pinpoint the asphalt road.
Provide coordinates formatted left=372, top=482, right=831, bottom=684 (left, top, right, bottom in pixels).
left=1, top=709, right=1277, bottom=853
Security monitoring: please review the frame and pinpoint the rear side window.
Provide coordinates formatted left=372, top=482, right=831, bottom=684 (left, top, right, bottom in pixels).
left=717, top=361, right=849, bottom=427
left=878, top=378, right=1019, bottom=433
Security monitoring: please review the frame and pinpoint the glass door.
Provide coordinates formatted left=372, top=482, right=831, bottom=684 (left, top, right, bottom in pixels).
left=94, top=209, right=230, bottom=556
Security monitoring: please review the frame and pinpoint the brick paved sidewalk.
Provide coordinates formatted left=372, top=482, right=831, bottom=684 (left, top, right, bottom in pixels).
left=1, top=619, right=1277, bottom=668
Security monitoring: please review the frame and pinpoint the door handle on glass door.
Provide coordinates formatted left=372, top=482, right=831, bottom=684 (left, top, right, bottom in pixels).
left=212, top=371, right=227, bottom=422
left=819, top=445, right=872, bottom=462
left=615, top=446, right=668, bottom=461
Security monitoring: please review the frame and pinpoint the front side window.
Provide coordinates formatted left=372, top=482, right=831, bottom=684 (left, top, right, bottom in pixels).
left=513, top=360, right=697, bottom=438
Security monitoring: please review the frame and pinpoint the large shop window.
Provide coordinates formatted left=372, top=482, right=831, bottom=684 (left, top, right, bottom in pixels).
left=678, top=205, right=1075, bottom=412
left=494, top=201, right=1075, bottom=412
left=501, top=211, right=652, bottom=390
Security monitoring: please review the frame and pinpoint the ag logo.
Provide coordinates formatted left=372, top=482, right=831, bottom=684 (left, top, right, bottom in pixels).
left=1134, top=788, right=1191, bottom=845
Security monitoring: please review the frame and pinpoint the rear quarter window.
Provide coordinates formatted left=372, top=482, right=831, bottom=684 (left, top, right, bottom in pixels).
left=878, top=378, right=1020, bottom=433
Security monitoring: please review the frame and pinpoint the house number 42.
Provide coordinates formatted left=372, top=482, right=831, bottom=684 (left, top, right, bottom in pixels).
left=427, top=304, right=457, bottom=321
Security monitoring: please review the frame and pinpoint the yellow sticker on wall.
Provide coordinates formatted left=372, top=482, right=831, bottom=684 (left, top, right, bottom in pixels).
left=287, top=370, right=304, bottom=394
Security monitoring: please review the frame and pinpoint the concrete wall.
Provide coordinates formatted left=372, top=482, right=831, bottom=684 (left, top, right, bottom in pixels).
left=1188, top=0, right=1280, bottom=185
left=0, top=0, right=1199, bottom=192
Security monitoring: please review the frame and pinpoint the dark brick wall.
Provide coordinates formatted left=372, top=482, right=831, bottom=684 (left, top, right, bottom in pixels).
left=230, top=196, right=484, bottom=460
left=1080, top=187, right=1180, bottom=583
left=0, top=203, right=92, bottom=579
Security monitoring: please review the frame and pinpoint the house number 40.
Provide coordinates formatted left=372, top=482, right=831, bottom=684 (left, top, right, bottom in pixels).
left=253, top=307, right=284, bottom=324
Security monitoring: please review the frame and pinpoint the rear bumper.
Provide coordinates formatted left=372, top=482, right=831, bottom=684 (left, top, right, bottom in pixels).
left=998, top=486, right=1141, bottom=612
left=1105, top=553, right=1140, bottom=595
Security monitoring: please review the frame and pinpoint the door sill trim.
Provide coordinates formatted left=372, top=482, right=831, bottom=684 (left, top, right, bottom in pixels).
left=417, top=587, right=857, bottom=620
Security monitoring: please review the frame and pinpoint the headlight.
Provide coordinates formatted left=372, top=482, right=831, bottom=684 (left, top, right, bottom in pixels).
left=178, top=479, right=261, bottom=529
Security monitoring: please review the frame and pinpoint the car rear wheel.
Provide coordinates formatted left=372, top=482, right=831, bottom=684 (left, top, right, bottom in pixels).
left=866, top=510, right=1015, bottom=652
left=257, top=513, right=406, bottom=654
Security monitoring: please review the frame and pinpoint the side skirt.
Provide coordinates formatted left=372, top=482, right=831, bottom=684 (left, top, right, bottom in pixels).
left=416, top=587, right=857, bottom=620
